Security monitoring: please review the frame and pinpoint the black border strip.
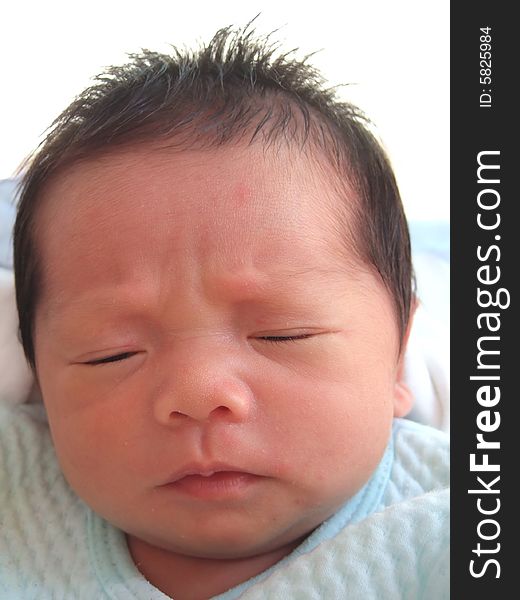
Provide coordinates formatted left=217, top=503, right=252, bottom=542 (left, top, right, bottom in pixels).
left=451, top=3, right=515, bottom=596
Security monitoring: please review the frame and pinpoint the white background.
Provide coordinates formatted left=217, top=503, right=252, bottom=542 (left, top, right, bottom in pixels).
left=0, top=0, right=449, bottom=221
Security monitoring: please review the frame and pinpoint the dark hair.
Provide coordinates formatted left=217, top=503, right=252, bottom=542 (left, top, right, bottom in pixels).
left=13, top=22, right=414, bottom=371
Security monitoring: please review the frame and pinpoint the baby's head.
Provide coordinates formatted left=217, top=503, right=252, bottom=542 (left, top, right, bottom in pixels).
left=13, top=26, right=414, bottom=561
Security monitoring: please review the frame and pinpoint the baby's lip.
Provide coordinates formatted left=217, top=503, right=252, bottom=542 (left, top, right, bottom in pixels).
left=160, top=462, right=257, bottom=486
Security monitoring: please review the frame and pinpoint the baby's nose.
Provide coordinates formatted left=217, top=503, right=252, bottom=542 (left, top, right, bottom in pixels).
left=151, top=342, right=254, bottom=426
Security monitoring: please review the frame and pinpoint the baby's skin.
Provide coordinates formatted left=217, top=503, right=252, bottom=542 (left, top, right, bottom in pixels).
left=33, top=142, right=412, bottom=599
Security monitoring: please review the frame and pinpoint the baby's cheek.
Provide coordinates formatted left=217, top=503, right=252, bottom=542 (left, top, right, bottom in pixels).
left=296, top=385, right=392, bottom=486
left=43, top=385, right=132, bottom=495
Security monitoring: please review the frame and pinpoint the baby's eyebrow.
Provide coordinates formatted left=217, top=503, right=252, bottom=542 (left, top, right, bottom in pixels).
left=203, top=265, right=349, bottom=301
left=42, top=265, right=351, bottom=328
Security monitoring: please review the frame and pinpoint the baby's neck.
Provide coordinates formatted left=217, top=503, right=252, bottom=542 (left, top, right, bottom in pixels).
left=126, top=534, right=301, bottom=600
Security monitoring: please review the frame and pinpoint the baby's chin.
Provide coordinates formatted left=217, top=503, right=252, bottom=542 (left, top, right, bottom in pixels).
left=125, top=520, right=313, bottom=562
left=119, top=479, right=363, bottom=563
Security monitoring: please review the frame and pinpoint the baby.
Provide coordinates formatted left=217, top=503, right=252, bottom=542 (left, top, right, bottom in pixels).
left=1, top=25, right=449, bottom=599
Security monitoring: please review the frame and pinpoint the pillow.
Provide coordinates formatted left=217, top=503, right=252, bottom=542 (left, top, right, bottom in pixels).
left=406, top=221, right=450, bottom=432
left=0, top=179, right=17, bottom=270
left=0, top=268, right=34, bottom=404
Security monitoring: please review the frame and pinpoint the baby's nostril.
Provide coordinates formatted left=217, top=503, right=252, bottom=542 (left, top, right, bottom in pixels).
left=170, top=410, right=189, bottom=419
left=211, top=405, right=232, bottom=417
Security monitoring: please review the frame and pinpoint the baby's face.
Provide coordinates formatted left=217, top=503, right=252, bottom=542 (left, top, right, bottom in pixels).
left=34, top=143, right=411, bottom=559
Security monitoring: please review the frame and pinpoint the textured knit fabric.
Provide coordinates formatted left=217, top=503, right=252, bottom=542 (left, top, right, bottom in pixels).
left=0, top=402, right=449, bottom=599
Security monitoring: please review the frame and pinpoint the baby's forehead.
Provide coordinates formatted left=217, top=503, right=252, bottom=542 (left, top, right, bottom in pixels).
left=44, top=140, right=350, bottom=199
left=39, top=142, right=360, bottom=259
left=34, top=143, right=373, bottom=317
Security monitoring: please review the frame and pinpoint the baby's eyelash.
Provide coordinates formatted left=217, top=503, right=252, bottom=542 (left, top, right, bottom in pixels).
left=258, top=334, right=314, bottom=344
left=84, top=335, right=314, bottom=365
left=86, top=352, right=136, bottom=366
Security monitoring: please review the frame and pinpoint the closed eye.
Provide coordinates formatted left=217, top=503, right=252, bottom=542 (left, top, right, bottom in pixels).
left=258, top=334, right=315, bottom=344
left=85, top=352, right=137, bottom=365
left=84, top=335, right=316, bottom=364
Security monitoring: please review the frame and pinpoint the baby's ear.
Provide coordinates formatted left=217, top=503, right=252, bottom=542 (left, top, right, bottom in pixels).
left=393, top=380, right=413, bottom=418
left=393, top=299, right=417, bottom=418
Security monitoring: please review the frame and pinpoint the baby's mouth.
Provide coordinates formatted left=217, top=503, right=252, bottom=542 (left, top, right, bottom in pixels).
left=160, top=465, right=263, bottom=500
